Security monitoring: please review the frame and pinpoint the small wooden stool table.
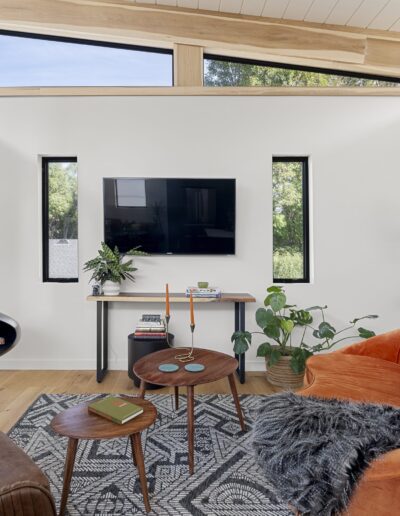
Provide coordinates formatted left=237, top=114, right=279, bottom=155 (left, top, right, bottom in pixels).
left=133, top=347, right=246, bottom=475
left=51, top=397, right=156, bottom=515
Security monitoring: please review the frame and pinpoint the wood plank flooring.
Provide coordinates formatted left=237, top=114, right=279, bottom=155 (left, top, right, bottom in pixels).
left=0, top=370, right=281, bottom=433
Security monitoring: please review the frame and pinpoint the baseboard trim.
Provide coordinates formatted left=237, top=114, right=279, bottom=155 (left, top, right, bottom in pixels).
left=243, top=360, right=265, bottom=372
left=0, top=358, right=124, bottom=370
left=0, top=358, right=266, bottom=372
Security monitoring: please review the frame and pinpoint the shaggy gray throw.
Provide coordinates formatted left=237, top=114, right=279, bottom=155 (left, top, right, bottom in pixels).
left=253, top=392, right=400, bottom=516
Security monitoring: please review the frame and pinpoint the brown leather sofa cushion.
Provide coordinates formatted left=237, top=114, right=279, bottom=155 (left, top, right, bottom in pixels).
left=0, top=432, right=56, bottom=516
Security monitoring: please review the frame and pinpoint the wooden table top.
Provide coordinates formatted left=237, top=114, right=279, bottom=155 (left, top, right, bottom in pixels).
left=51, top=397, right=157, bottom=440
left=133, top=347, right=238, bottom=387
left=87, top=292, right=256, bottom=303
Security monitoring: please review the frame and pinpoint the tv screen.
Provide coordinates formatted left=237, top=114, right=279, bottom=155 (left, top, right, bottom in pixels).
left=103, top=178, right=236, bottom=254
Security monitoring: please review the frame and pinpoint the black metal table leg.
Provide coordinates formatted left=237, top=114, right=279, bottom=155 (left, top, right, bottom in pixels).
left=96, top=301, right=108, bottom=383
left=234, top=301, right=246, bottom=384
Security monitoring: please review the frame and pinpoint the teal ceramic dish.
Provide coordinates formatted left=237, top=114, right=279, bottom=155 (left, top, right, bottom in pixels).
left=184, top=363, right=205, bottom=372
left=158, top=363, right=179, bottom=373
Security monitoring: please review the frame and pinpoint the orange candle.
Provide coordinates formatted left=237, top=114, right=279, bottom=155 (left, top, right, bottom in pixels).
left=166, top=283, right=170, bottom=317
left=190, top=291, right=195, bottom=326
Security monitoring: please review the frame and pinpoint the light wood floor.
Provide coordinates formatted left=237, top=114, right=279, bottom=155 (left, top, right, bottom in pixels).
left=0, top=370, right=281, bottom=433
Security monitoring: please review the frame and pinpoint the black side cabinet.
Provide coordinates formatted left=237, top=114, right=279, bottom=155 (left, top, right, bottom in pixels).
left=128, top=333, right=174, bottom=389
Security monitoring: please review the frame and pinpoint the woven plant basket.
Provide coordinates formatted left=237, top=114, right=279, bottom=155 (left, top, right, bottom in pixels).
left=265, top=355, right=304, bottom=389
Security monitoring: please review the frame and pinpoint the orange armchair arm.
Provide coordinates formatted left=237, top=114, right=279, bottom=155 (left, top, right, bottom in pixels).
left=335, top=329, right=400, bottom=365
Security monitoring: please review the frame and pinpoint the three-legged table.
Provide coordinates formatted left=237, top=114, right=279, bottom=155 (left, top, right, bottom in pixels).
left=133, top=347, right=246, bottom=475
left=51, top=397, right=156, bottom=514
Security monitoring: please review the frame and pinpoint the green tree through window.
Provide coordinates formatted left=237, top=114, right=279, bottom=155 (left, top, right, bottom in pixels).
left=43, top=158, right=78, bottom=281
left=48, top=162, right=78, bottom=239
left=273, top=158, right=308, bottom=282
left=204, top=58, right=400, bottom=87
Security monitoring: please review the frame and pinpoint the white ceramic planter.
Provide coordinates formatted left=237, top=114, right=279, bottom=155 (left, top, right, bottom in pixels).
left=102, top=281, right=121, bottom=296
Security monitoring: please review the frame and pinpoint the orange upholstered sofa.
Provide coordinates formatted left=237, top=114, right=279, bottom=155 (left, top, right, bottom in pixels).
left=299, top=329, right=400, bottom=516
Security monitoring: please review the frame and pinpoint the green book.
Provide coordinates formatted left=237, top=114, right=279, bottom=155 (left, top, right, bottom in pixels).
left=88, top=396, right=144, bottom=425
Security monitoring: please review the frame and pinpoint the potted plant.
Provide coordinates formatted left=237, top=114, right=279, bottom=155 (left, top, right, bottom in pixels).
left=232, top=286, right=378, bottom=389
left=83, top=242, right=148, bottom=296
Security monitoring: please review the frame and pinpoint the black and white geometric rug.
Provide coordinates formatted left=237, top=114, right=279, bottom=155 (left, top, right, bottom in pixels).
left=8, top=394, right=291, bottom=515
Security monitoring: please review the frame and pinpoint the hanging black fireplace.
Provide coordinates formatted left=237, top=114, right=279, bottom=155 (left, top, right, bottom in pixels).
left=0, top=313, right=20, bottom=357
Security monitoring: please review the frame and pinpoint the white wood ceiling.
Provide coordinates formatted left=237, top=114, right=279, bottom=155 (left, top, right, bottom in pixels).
left=136, top=0, right=400, bottom=32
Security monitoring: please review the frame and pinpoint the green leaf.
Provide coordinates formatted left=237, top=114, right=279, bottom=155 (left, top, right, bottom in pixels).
left=304, top=349, right=313, bottom=360
left=350, top=315, right=379, bottom=324
left=231, top=331, right=251, bottom=344
left=231, top=331, right=252, bottom=355
left=126, top=245, right=149, bottom=256
left=83, top=241, right=142, bottom=285
left=268, top=349, right=281, bottom=367
left=358, top=327, right=376, bottom=339
left=311, top=344, right=324, bottom=352
left=257, top=342, right=272, bottom=357
left=318, top=321, right=336, bottom=339
left=290, top=356, right=305, bottom=374
left=264, top=322, right=281, bottom=340
left=291, top=309, right=313, bottom=326
left=266, top=286, right=283, bottom=293
left=290, top=348, right=312, bottom=373
left=291, top=347, right=302, bottom=359
left=290, top=356, right=303, bottom=374
left=264, top=294, right=272, bottom=308
left=255, top=308, right=274, bottom=329
left=264, top=293, right=285, bottom=310
left=233, top=338, right=249, bottom=355
left=280, top=319, right=294, bottom=334
left=267, top=292, right=286, bottom=312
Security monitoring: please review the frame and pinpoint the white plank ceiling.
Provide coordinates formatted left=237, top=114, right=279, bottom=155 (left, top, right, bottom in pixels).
left=135, top=0, right=400, bottom=32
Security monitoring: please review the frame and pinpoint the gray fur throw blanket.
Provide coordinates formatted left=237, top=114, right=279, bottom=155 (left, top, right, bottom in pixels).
left=253, top=392, right=400, bottom=516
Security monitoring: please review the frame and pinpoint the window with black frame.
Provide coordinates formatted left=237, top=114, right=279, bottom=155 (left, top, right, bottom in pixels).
left=0, top=31, right=173, bottom=87
left=273, top=157, right=309, bottom=283
left=42, top=157, right=78, bottom=282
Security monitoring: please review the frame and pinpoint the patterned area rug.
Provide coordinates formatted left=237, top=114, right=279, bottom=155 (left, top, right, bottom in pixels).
left=9, top=393, right=290, bottom=515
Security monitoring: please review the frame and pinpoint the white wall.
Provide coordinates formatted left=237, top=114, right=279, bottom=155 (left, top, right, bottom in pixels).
left=0, top=96, right=399, bottom=372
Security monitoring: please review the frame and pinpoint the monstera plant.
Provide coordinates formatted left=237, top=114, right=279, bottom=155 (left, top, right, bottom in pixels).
left=232, top=286, right=378, bottom=388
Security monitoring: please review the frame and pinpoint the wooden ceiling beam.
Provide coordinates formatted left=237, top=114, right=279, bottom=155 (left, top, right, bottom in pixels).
left=0, top=0, right=400, bottom=78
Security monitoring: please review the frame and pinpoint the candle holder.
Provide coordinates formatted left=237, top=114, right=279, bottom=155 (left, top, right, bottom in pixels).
left=164, top=283, right=195, bottom=363
left=165, top=314, right=172, bottom=348
left=174, top=323, right=195, bottom=363
left=165, top=314, right=196, bottom=362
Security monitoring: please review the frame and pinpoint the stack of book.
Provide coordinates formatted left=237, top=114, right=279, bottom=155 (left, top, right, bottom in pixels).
left=134, top=314, right=166, bottom=339
left=185, top=287, right=222, bottom=298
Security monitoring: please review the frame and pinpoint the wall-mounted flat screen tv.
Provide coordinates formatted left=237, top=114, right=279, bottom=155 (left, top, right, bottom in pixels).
left=103, top=178, right=236, bottom=254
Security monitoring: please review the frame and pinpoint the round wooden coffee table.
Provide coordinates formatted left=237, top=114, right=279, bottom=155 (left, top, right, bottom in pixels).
left=51, top=397, right=156, bottom=515
left=133, top=347, right=246, bottom=475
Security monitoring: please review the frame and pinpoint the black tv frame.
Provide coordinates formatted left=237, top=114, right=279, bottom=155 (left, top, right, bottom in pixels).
left=103, top=177, right=236, bottom=256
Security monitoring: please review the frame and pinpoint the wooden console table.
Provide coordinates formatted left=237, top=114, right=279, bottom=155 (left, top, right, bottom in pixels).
left=87, top=292, right=256, bottom=384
